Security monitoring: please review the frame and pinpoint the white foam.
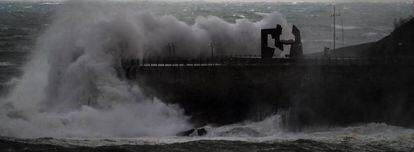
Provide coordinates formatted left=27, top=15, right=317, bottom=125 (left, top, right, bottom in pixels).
left=0, top=1, right=291, bottom=138
left=0, top=62, right=12, bottom=66
left=333, top=24, right=360, bottom=30
left=11, top=115, right=414, bottom=148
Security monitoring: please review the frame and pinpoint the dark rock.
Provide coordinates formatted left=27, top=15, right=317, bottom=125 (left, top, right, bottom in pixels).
left=196, top=128, right=207, bottom=136
left=177, top=129, right=196, bottom=136
left=177, top=128, right=208, bottom=136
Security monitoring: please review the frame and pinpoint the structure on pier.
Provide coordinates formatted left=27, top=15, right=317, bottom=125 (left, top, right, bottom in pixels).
left=261, top=24, right=303, bottom=59
left=261, top=25, right=283, bottom=59
left=119, top=22, right=414, bottom=129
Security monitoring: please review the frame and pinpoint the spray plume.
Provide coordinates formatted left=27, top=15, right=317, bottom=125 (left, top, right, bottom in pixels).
left=0, top=1, right=290, bottom=138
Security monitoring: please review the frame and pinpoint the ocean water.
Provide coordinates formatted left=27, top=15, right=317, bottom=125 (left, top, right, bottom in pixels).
left=0, top=1, right=414, bottom=151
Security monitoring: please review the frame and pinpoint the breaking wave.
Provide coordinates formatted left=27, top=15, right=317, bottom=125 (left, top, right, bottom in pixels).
left=4, top=114, right=413, bottom=150
left=206, top=114, right=414, bottom=144
left=0, top=1, right=291, bottom=138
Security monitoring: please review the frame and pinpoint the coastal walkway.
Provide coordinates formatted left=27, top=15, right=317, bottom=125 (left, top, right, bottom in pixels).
left=121, top=55, right=414, bottom=68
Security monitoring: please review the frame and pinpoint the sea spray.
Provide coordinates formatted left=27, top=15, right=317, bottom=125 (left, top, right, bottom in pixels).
left=0, top=1, right=291, bottom=138
left=205, top=114, right=286, bottom=137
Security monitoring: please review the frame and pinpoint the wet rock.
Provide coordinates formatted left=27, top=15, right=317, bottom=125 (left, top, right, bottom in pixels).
left=178, top=128, right=208, bottom=136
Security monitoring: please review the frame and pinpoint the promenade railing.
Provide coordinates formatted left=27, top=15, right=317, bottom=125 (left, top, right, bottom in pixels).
left=121, top=55, right=414, bottom=68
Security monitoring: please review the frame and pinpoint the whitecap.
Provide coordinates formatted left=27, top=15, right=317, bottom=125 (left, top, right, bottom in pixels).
left=0, top=62, right=12, bottom=67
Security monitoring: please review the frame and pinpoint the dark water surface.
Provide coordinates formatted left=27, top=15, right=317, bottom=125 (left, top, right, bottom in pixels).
left=1, top=138, right=413, bottom=152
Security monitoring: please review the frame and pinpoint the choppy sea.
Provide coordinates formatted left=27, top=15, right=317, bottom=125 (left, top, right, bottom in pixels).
left=0, top=1, right=414, bottom=152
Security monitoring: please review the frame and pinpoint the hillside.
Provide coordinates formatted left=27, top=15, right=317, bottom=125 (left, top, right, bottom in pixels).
left=310, top=17, right=414, bottom=58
